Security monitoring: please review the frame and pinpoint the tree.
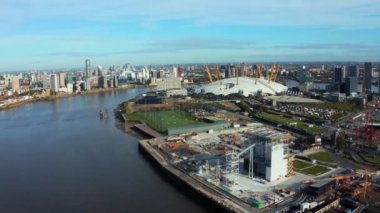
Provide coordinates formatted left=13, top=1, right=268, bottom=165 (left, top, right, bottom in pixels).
left=254, top=90, right=262, bottom=99
left=126, top=102, right=133, bottom=114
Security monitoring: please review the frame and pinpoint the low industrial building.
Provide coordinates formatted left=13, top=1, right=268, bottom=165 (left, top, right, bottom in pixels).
left=167, top=120, right=230, bottom=136
left=166, top=89, right=188, bottom=97
left=307, top=179, right=335, bottom=196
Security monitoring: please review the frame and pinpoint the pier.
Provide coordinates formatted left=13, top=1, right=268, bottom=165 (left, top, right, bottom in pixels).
left=133, top=123, right=163, bottom=138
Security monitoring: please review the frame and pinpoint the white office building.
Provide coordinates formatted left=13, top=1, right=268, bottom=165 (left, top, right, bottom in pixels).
left=50, top=74, right=59, bottom=92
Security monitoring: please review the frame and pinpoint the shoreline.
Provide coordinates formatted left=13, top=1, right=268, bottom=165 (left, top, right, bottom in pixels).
left=138, top=139, right=258, bottom=213
left=0, top=84, right=150, bottom=111
left=114, top=105, right=242, bottom=212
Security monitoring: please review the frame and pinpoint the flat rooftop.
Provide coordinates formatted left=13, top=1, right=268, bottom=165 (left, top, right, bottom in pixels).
left=309, top=179, right=334, bottom=188
left=245, top=126, right=292, bottom=141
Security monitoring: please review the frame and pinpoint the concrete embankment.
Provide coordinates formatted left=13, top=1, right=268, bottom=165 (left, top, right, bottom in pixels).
left=138, top=139, right=255, bottom=213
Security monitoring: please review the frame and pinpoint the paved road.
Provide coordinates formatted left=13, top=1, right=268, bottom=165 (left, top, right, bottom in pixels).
left=329, top=150, right=379, bottom=171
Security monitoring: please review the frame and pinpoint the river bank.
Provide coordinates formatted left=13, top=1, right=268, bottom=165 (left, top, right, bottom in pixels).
left=0, top=84, right=150, bottom=111
left=0, top=87, right=210, bottom=213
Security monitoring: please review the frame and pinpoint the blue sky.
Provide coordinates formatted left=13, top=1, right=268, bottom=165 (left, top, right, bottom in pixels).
left=1, top=0, right=380, bottom=71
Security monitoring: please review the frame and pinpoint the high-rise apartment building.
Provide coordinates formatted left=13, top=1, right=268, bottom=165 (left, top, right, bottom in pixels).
left=10, top=76, right=20, bottom=93
left=59, top=72, right=66, bottom=87
left=50, top=74, right=59, bottom=92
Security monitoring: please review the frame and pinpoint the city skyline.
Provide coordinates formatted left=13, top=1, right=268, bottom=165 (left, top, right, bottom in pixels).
left=1, top=0, right=380, bottom=71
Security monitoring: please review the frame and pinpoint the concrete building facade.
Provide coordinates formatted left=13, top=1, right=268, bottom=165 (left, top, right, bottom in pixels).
left=246, top=129, right=289, bottom=181
left=10, top=76, right=20, bottom=93
left=157, top=77, right=181, bottom=90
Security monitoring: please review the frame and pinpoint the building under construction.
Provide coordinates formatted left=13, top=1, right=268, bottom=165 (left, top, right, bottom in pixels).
left=243, top=128, right=292, bottom=181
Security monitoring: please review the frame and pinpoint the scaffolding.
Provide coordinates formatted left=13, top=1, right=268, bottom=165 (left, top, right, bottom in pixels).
left=285, top=154, right=294, bottom=177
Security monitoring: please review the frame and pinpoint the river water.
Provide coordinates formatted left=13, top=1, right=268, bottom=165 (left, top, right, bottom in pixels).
left=0, top=88, right=210, bottom=213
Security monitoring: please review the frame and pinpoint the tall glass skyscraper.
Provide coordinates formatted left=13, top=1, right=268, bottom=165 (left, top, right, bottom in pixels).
left=85, top=59, right=91, bottom=79
left=348, top=65, right=358, bottom=78
left=334, top=66, right=343, bottom=83
left=363, top=62, right=372, bottom=93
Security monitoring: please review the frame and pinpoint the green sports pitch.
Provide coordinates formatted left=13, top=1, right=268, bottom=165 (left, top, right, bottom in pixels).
left=127, top=110, right=205, bottom=133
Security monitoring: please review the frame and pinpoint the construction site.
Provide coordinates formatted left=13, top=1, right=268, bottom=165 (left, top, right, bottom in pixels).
left=120, top=63, right=380, bottom=212
left=138, top=117, right=380, bottom=212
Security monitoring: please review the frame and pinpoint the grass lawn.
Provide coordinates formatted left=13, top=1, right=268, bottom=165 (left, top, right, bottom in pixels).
left=294, top=159, right=330, bottom=176
left=259, top=112, right=327, bottom=134
left=126, top=110, right=205, bottom=133
left=360, top=153, right=380, bottom=164
left=294, top=160, right=313, bottom=170
left=307, top=151, right=335, bottom=163
left=300, top=165, right=330, bottom=176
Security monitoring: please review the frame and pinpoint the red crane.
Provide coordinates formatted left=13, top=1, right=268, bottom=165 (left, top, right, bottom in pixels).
left=355, top=92, right=380, bottom=146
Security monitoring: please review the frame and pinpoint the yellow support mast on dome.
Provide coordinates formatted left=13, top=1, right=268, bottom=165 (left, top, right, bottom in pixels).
left=205, top=64, right=213, bottom=83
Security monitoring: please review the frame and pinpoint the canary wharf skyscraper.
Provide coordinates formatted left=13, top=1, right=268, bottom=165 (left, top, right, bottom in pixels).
left=85, top=59, right=91, bottom=79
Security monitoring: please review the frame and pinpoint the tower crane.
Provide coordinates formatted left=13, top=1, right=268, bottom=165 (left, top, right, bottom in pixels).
left=205, top=64, right=213, bottom=83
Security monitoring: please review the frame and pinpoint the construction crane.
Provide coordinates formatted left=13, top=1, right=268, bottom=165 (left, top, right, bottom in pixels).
left=334, top=175, right=351, bottom=184
left=205, top=64, right=213, bottom=83
left=255, top=64, right=264, bottom=84
left=268, top=64, right=279, bottom=83
left=353, top=94, right=380, bottom=146
left=215, top=65, right=223, bottom=84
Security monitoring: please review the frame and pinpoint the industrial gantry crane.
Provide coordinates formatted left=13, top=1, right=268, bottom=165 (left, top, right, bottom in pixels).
left=205, top=64, right=213, bottom=83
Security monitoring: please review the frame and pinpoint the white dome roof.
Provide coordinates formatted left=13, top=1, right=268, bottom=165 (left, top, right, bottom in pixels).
left=194, top=77, right=288, bottom=96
